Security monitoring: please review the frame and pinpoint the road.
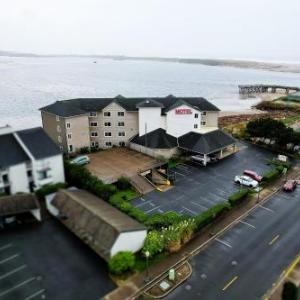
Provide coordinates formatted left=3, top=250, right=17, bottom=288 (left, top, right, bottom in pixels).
left=166, top=187, right=300, bottom=300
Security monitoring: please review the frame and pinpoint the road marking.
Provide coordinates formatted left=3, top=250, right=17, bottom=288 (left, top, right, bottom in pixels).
left=222, top=276, right=238, bottom=291
left=269, top=234, right=280, bottom=246
left=140, top=197, right=146, bottom=202
left=136, top=200, right=152, bottom=207
left=158, top=209, right=164, bottom=213
left=182, top=206, right=197, bottom=216
left=215, top=238, right=232, bottom=248
left=0, top=265, right=27, bottom=280
left=0, top=254, right=19, bottom=264
left=145, top=206, right=161, bottom=214
left=175, top=171, right=186, bottom=177
left=190, top=201, right=208, bottom=210
left=0, top=277, right=36, bottom=297
left=24, top=289, right=46, bottom=300
left=239, top=220, right=256, bottom=229
left=258, top=205, right=274, bottom=213
left=0, top=244, right=13, bottom=252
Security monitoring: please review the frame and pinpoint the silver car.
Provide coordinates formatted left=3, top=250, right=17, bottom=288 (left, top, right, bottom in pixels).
left=234, top=175, right=258, bottom=188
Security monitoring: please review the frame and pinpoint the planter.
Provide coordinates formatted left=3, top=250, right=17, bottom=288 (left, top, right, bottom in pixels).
left=167, top=240, right=181, bottom=253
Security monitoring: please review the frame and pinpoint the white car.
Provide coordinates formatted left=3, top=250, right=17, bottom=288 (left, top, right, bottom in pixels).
left=234, top=175, right=258, bottom=188
left=70, top=155, right=90, bottom=166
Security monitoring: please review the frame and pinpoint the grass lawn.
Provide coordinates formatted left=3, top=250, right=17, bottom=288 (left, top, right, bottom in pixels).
left=110, top=189, right=139, bottom=202
left=282, top=114, right=300, bottom=126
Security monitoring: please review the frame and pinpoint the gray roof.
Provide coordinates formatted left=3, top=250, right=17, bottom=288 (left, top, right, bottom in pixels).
left=0, top=194, right=40, bottom=217
left=51, top=189, right=146, bottom=261
left=0, top=134, right=30, bottom=168
left=136, top=99, right=165, bottom=108
left=178, top=130, right=236, bottom=154
left=40, top=95, right=220, bottom=117
left=131, top=128, right=178, bottom=149
left=17, top=127, right=62, bottom=159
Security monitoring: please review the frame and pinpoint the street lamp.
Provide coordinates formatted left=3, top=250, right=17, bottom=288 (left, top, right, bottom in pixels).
left=256, top=184, right=261, bottom=204
left=144, top=250, right=150, bottom=283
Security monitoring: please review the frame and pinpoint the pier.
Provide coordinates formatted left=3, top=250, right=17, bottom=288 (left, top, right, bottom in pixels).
left=239, top=85, right=300, bottom=95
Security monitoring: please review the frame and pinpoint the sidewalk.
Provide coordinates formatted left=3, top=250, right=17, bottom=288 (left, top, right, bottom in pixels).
left=102, top=164, right=300, bottom=300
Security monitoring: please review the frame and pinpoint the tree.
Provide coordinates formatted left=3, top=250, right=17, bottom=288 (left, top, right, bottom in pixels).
left=108, top=252, right=135, bottom=275
left=142, top=231, right=165, bottom=257
left=282, top=281, right=298, bottom=300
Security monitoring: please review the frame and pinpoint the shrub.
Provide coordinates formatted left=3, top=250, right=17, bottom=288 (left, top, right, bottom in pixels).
left=108, top=252, right=135, bottom=275
left=142, top=231, right=165, bottom=257
left=116, top=176, right=132, bottom=190
left=228, top=189, right=249, bottom=206
left=79, top=146, right=90, bottom=154
left=282, top=281, right=298, bottom=300
left=35, top=183, right=67, bottom=199
left=145, top=211, right=184, bottom=229
left=262, top=169, right=280, bottom=182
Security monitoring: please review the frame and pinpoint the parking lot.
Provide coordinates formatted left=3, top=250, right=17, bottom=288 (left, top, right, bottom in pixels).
left=132, top=142, right=275, bottom=216
left=0, top=219, right=116, bottom=300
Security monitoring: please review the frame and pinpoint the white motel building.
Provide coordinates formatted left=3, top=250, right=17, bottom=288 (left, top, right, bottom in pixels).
left=40, top=95, right=236, bottom=162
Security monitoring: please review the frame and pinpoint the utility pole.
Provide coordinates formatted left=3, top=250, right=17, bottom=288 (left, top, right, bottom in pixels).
left=145, top=123, right=148, bottom=148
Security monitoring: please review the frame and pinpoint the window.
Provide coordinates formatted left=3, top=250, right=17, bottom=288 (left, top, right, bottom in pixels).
left=56, top=116, right=60, bottom=122
left=57, top=125, right=61, bottom=132
left=105, top=142, right=112, bottom=147
left=90, top=112, right=97, bottom=117
left=91, top=132, right=98, bottom=137
left=201, top=121, right=206, bottom=125
left=119, top=141, right=125, bottom=147
left=104, top=122, right=111, bottom=127
left=2, top=174, right=9, bottom=184
left=118, top=132, right=125, bottom=137
left=67, top=134, right=72, bottom=139
left=69, top=145, right=73, bottom=152
left=104, top=132, right=112, bottom=137
left=38, top=170, right=50, bottom=180
left=202, top=111, right=207, bottom=116
left=27, top=170, right=32, bottom=178
left=66, top=122, right=71, bottom=128
left=59, top=146, right=64, bottom=151
left=90, top=122, right=98, bottom=127
left=58, top=135, right=62, bottom=143
left=91, top=141, right=99, bottom=148
left=194, top=124, right=198, bottom=129
left=118, top=112, right=125, bottom=117
left=118, top=122, right=125, bottom=127
left=104, top=112, right=111, bottom=117
left=194, top=113, right=199, bottom=119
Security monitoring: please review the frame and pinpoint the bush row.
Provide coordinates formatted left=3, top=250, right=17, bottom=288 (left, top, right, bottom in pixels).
left=228, top=189, right=249, bottom=206
left=35, top=182, right=67, bottom=199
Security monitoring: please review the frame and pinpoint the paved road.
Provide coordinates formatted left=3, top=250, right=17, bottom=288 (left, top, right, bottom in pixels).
left=166, top=187, right=300, bottom=300
left=132, top=142, right=274, bottom=216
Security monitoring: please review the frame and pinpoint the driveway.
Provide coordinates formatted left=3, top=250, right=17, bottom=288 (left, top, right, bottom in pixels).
left=0, top=219, right=116, bottom=300
left=166, top=187, right=300, bottom=300
left=132, top=142, right=274, bottom=216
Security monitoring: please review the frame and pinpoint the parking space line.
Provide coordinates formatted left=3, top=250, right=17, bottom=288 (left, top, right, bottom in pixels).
left=24, top=289, right=46, bottom=300
left=0, top=277, right=36, bottom=297
left=269, top=234, right=280, bottom=246
left=158, top=209, right=164, bottom=213
left=215, top=238, right=232, bottom=248
left=140, top=197, right=146, bottom=202
left=135, top=200, right=152, bottom=208
left=0, top=265, right=27, bottom=280
left=146, top=206, right=161, bottom=214
left=190, top=201, right=208, bottom=210
left=182, top=206, right=198, bottom=216
left=239, top=220, right=256, bottom=229
left=258, top=205, right=275, bottom=213
left=0, top=254, right=20, bottom=264
left=0, top=244, right=13, bottom=252
left=222, top=276, right=238, bottom=291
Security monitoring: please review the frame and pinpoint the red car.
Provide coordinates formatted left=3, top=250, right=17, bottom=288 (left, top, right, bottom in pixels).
left=283, top=180, right=297, bottom=192
left=243, top=170, right=262, bottom=182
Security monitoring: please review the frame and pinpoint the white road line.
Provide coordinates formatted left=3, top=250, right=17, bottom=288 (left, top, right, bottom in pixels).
left=146, top=206, right=161, bottom=213
left=215, top=238, right=232, bottom=248
left=158, top=209, right=164, bottom=213
left=182, top=206, right=198, bottom=216
left=0, top=244, right=12, bottom=252
left=135, top=200, right=152, bottom=208
left=239, top=220, right=256, bottom=229
left=0, top=277, right=36, bottom=297
left=24, top=289, right=46, bottom=300
left=0, top=254, right=20, bottom=265
left=258, top=205, right=275, bottom=213
left=0, top=265, right=27, bottom=280
left=140, top=197, right=146, bottom=202
left=190, top=201, right=208, bottom=210
left=175, top=171, right=186, bottom=177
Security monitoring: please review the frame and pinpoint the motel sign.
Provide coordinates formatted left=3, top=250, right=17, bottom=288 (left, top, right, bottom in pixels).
left=175, top=108, right=192, bottom=115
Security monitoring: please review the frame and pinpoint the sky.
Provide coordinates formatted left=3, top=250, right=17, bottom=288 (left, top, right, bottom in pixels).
left=1, top=0, right=300, bottom=61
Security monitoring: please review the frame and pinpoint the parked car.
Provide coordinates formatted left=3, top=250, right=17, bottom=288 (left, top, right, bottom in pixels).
left=234, top=175, right=259, bottom=188
left=70, top=155, right=90, bottom=166
left=283, top=180, right=297, bottom=192
left=243, top=170, right=262, bottom=182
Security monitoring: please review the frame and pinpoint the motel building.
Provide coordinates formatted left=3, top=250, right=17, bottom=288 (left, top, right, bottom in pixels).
left=40, top=95, right=236, bottom=163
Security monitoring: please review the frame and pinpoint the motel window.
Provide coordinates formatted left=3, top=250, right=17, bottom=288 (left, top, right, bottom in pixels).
left=91, top=141, right=99, bottom=148
left=58, top=135, right=62, bottom=143
left=118, top=122, right=125, bottom=126
left=194, top=124, right=198, bottom=129
left=104, top=122, right=111, bottom=127
left=66, top=122, right=71, bottom=128
left=90, top=122, right=98, bottom=127
left=91, top=132, right=98, bottom=137
left=119, top=141, right=125, bottom=147
left=118, top=132, right=125, bottom=137
left=90, top=112, right=97, bottom=117
left=56, top=116, right=60, bottom=122
left=67, top=134, right=72, bottom=139
left=194, top=113, right=199, bottom=119
left=202, top=111, right=207, bottom=116
left=69, top=145, right=73, bottom=152
left=38, top=170, right=50, bottom=180
left=57, top=125, right=61, bottom=132
left=118, top=112, right=125, bottom=117
left=201, top=121, right=206, bottom=125
left=104, top=112, right=111, bottom=117
left=105, top=132, right=112, bottom=137
left=106, top=142, right=112, bottom=147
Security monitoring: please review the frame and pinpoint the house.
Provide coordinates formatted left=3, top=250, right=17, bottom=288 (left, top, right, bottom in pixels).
left=46, top=189, right=147, bottom=261
left=0, top=125, right=65, bottom=195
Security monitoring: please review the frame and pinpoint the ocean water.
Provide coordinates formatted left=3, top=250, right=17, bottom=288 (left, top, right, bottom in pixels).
left=0, top=56, right=299, bottom=129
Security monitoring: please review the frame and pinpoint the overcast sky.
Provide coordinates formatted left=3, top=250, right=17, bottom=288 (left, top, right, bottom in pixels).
left=1, top=0, right=299, bottom=60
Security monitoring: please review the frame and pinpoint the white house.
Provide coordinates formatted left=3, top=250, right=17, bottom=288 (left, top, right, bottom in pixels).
left=0, top=125, right=65, bottom=195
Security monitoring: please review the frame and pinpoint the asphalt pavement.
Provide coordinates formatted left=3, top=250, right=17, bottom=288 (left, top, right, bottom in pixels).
left=166, top=187, right=300, bottom=300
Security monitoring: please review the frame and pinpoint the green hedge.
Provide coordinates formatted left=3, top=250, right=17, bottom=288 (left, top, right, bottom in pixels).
left=115, top=177, right=132, bottom=191
left=145, top=211, right=185, bottom=229
left=35, top=183, right=67, bottom=199
left=262, top=169, right=280, bottom=183
left=228, top=189, right=249, bottom=206
left=108, top=251, right=135, bottom=275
